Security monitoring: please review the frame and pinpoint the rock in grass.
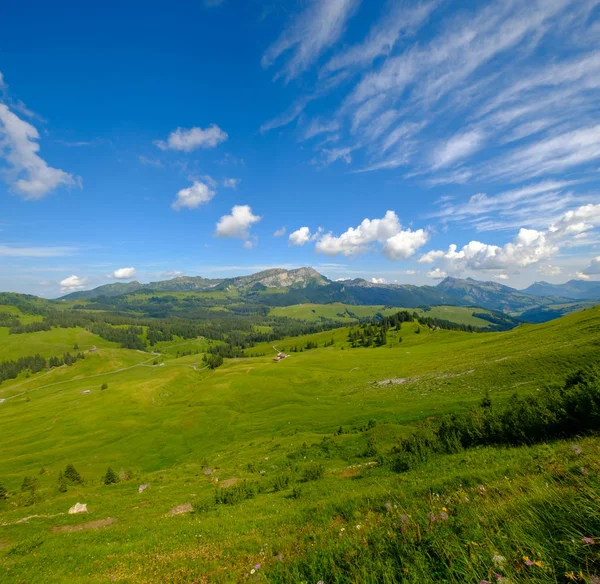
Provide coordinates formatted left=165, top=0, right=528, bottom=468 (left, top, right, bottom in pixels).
left=167, top=503, right=193, bottom=516
left=138, top=483, right=150, bottom=494
left=68, top=503, right=87, bottom=514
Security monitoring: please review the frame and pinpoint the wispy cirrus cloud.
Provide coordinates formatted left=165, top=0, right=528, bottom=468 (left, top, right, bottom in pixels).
left=261, top=0, right=600, bottom=186
left=262, top=0, right=360, bottom=82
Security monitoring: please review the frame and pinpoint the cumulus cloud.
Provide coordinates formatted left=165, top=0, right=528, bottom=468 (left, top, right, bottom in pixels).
left=154, top=124, right=228, bottom=152
left=289, top=226, right=322, bottom=246
left=273, top=227, right=287, bottom=237
left=538, top=264, right=562, bottom=276
left=315, top=210, right=401, bottom=256
left=0, top=104, right=79, bottom=199
left=60, top=275, right=87, bottom=292
left=576, top=271, right=591, bottom=280
left=110, top=267, right=136, bottom=280
left=313, top=210, right=429, bottom=259
left=427, top=268, right=447, bottom=279
left=419, top=203, right=600, bottom=276
left=215, top=205, right=261, bottom=244
left=584, top=256, right=600, bottom=275
left=371, top=277, right=387, bottom=284
left=382, top=229, right=429, bottom=260
left=172, top=180, right=216, bottom=210
left=262, top=0, right=359, bottom=82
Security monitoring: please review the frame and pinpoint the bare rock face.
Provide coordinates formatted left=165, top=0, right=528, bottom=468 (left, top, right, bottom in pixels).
left=138, top=483, right=150, bottom=494
left=68, top=503, right=88, bottom=514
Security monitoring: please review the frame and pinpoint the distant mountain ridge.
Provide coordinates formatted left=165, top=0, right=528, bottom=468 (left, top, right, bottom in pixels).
left=523, top=279, right=600, bottom=300
left=56, top=268, right=600, bottom=322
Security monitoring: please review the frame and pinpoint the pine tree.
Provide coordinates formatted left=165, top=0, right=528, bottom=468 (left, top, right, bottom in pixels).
left=64, top=464, right=83, bottom=485
left=57, top=471, right=67, bottom=493
left=103, top=467, right=119, bottom=485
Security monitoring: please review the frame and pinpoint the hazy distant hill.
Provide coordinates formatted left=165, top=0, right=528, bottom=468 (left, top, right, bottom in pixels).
left=522, top=279, right=600, bottom=300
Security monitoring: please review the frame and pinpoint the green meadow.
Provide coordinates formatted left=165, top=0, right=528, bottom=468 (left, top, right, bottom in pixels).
left=0, top=307, right=599, bottom=582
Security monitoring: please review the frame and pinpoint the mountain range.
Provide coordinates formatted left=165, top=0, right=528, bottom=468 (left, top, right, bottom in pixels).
left=57, top=267, right=600, bottom=320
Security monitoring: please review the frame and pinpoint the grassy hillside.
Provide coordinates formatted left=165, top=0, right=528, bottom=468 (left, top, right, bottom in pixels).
left=268, top=303, right=499, bottom=328
left=0, top=307, right=599, bottom=582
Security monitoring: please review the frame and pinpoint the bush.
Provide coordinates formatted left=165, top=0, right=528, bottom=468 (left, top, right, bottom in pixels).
left=391, top=367, right=600, bottom=473
left=301, top=463, right=325, bottom=482
left=101, top=383, right=108, bottom=390
left=57, top=471, right=67, bottom=493
left=214, top=481, right=256, bottom=505
left=64, top=464, right=83, bottom=485
left=272, top=473, right=290, bottom=492
left=103, top=467, right=119, bottom=485
left=0, top=483, right=7, bottom=500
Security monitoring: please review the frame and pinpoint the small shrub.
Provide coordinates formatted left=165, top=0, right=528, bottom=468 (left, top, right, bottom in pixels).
left=302, top=463, right=325, bottom=482
left=289, top=486, right=302, bottom=499
left=272, top=473, right=290, bottom=492
left=214, top=481, right=256, bottom=505
left=0, top=483, right=7, bottom=500
left=64, top=464, right=83, bottom=485
left=101, top=383, right=108, bottom=390
left=103, top=467, right=119, bottom=485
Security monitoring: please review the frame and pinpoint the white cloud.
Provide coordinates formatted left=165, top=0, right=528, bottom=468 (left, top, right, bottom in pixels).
left=323, top=0, right=439, bottom=75
left=60, top=275, right=87, bottom=292
left=370, top=277, right=387, bottom=284
left=162, top=270, right=183, bottom=278
left=584, top=256, right=600, bottom=275
left=0, top=72, right=7, bottom=92
left=383, top=229, right=429, bottom=260
left=420, top=203, right=600, bottom=275
left=576, top=271, right=591, bottom=280
left=0, top=104, right=79, bottom=199
left=154, top=125, right=228, bottom=152
left=223, top=178, right=240, bottom=189
left=289, top=226, right=322, bottom=246
left=427, top=268, right=447, bottom=279
left=172, top=180, right=216, bottom=210
left=431, top=130, right=485, bottom=169
left=486, top=124, right=600, bottom=181
left=0, top=245, right=75, bottom=257
left=273, top=227, right=287, bottom=238
left=302, top=119, right=340, bottom=140
left=316, top=210, right=401, bottom=256
left=538, top=264, right=562, bottom=276
left=110, top=267, right=136, bottom=280
left=496, top=274, right=510, bottom=280
left=215, top=205, right=261, bottom=240
left=262, top=0, right=360, bottom=82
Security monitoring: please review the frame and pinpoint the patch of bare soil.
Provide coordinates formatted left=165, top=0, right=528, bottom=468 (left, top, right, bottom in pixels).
left=218, top=478, right=238, bottom=488
left=51, top=517, right=116, bottom=533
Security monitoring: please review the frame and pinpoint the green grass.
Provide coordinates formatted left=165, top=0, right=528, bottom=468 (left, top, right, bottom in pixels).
left=0, top=326, right=115, bottom=361
left=0, top=307, right=599, bottom=582
left=269, top=303, right=496, bottom=328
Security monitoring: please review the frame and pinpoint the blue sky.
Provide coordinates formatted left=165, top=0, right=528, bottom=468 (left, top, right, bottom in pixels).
left=1, top=0, right=600, bottom=297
